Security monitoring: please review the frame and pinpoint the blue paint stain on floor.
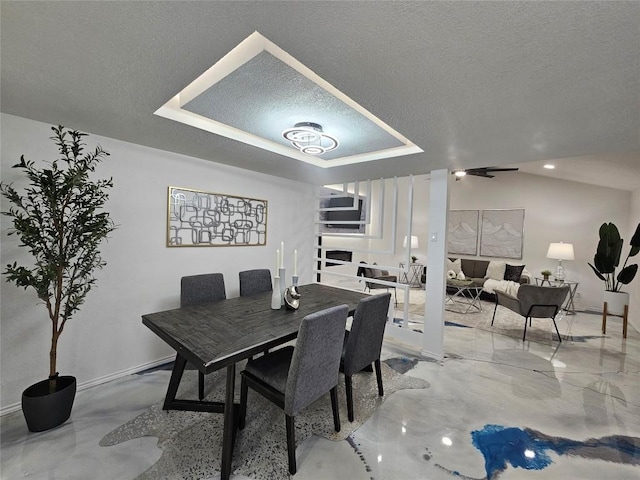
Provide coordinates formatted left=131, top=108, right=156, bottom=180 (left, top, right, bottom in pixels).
left=445, top=321, right=471, bottom=328
left=471, top=425, right=552, bottom=478
left=471, top=424, right=640, bottom=479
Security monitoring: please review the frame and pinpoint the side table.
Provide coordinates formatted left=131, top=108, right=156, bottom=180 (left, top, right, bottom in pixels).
left=535, top=277, right=579, bottom=315
left=445, top=280, right=483, bottom=314
left=400, top=263, right=424, bottom=287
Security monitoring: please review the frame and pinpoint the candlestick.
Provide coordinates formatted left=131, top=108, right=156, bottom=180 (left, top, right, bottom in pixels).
left=294, top=249, right=297, bottom=276
left=271, top=274, right=281, bottom=309
left=280, top=241, right=284, bottom=268
left=278, top=267, right=286, bottom=306
left=276, top=249, right=280, bottom=272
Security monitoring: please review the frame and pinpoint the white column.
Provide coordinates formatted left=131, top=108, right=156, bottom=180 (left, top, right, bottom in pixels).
left=422, top=169, right=450, bottom=361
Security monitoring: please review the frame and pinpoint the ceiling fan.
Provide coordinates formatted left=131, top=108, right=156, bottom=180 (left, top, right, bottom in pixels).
left=453, top=166, right=519, bottom=180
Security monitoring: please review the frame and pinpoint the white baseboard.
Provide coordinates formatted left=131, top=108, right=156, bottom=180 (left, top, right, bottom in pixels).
left=0, top=355, right=175, bottom=417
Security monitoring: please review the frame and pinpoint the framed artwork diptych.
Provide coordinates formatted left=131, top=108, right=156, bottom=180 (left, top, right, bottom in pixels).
left=447, top=210, right=479, bottom=255
left=479, top=209, right=525, bottom=259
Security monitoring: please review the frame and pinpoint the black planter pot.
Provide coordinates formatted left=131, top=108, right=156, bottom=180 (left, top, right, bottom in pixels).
left=21, top=375, right=76, bottom=432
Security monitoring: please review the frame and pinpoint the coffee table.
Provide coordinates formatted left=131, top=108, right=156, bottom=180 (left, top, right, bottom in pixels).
left=446, top=280, right=483, bottom=314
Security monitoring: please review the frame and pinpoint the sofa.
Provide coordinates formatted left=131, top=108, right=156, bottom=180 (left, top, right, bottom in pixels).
left=446, top=258, right=531, bottom=300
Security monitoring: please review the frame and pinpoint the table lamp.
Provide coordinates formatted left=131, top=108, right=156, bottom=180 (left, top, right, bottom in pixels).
left=403, top=235, right=419, bottom=263
left=546, top=242, right=574, bottom=280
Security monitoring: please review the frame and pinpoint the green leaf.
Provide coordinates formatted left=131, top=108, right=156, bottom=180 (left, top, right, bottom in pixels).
left=617, top=264, right=638, bottom=285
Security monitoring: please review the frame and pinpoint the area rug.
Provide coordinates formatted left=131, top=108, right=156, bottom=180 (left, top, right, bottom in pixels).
left=100, top=359, right=428, bottom=479
left=397, top=300, right=603, bottom=345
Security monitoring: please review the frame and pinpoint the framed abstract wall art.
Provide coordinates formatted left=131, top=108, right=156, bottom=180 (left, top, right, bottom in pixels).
left=447, top=210, right=479, bottom=255
left=480, top=209, right=525, bottom=259
left=167, top=186, right=267, bottom=247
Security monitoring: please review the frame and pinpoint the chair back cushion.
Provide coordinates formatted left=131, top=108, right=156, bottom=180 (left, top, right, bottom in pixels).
left=239, top=269, right=273, bottom=296
left=180, top=273, right=226, bottom=307
left=285, top=304, right=349, bottom=416
left=342, top=293, right=391, bottom=376
left=517, top=285, right=569, bottom=317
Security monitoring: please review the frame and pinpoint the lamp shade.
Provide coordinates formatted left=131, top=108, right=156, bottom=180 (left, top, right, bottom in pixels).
left=546, top=242, right=574, bottom=260
left=403, top=235, right=419, bottom=249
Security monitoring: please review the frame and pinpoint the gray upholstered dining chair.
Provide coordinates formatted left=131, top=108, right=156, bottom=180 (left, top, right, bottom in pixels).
left=180, top=273, right=226, bottom=400
left=238, top=304, right=349, bottom=475
left=492, top=284, right=569, bottom=342
left=239, top=269, right=273, bottom=296
left=341, top=292, right=391, bottom=422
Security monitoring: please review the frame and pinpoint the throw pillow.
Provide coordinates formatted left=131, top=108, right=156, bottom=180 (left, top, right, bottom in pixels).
left=504, top=264, right=525, bottom=282
left=446, top=258, right=462, bottom=274
left=485, top=261, right=506, bottom=280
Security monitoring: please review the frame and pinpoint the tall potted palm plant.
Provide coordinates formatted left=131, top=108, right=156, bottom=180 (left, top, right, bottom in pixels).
left=588, top=222, right=640, bottom=315
left=1, top=126, right=115, bottom=431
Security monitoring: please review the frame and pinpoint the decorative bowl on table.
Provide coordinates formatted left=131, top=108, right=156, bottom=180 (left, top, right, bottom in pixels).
left=447, top=279, right=474, bottom=287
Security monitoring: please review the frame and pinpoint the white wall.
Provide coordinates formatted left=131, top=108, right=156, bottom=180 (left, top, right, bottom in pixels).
left=447, top=172, right=632, bottom=313
left=629, top=187, right=640, bottom=332
left=0, top=114, right=316, bottom=412
left=320, top=171, right=634, bottom=321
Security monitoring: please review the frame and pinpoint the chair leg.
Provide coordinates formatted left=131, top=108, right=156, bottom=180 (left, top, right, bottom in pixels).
left=374, top=359, right=384, bottom=397
left=551, top=317, right=563, bottom=343
left=198, top=372, right=205, bottom=400
left=523, top=317, right=529, bottom=341
left=286, top=414, right=297, bottom=475
left=345, top=374, right=354, bottom=422
left=330, top=386, right=341, bottom=432
left=239, top=376, right=248, bottom=430
left=602, top=302, right=608, bottom=334
left=491, top=302, right=498, bottom=325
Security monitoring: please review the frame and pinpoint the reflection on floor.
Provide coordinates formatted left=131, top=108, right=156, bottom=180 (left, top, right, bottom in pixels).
left=2, top=303, right=639, bottom=479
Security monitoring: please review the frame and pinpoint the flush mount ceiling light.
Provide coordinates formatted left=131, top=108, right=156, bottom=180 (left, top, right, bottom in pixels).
left=282, top=122, right=338, bottom=155
left=454, top=170, right=467, bottom=177
left=544, top=164, right=556, bottom=169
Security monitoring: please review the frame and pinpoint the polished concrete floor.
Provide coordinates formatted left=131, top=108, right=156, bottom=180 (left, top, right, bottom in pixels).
left=2, top=302, right=639, bottom=479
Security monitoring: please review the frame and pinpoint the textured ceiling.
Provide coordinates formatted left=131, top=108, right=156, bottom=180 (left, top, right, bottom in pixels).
left=1, top=1, right=638, bottom=187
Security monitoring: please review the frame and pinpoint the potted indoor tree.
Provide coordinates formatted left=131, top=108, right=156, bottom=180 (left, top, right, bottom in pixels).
left=0, top=126, right=115, bottom=431
left=588, top=222, right=640, bottom=315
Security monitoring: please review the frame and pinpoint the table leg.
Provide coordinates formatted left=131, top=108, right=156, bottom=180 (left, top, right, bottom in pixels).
left=163, top=354, right=187, bottom=410
left=220, top=363, right=236, bottom=480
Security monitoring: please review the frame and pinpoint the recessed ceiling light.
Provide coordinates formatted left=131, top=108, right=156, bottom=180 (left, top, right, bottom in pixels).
left=543, top=164, right=555, bottom=169
left=454, top=170, right=467, bottom=177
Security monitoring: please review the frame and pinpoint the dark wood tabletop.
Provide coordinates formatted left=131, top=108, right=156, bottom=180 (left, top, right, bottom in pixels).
left=142, top=283, right=368, bottom=374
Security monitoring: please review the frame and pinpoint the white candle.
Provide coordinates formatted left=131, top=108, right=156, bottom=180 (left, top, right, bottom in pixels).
left=276, top=249, right=280, bottom=273
left=294, top=249, right=298, bottom=276
left=280, top=241, right=284, bottom=268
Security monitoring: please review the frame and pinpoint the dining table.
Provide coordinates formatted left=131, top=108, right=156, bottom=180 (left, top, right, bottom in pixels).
left=141, top=282, right=369, bottom=480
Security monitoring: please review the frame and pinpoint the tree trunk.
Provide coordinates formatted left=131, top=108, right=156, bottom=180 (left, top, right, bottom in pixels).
left=49, top=331, right=59, bottom=393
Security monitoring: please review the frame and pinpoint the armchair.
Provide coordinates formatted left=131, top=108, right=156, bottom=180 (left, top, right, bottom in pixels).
left=492, top=284, right=569, bottom=342
left=356, top=261, right=397, bottom=307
